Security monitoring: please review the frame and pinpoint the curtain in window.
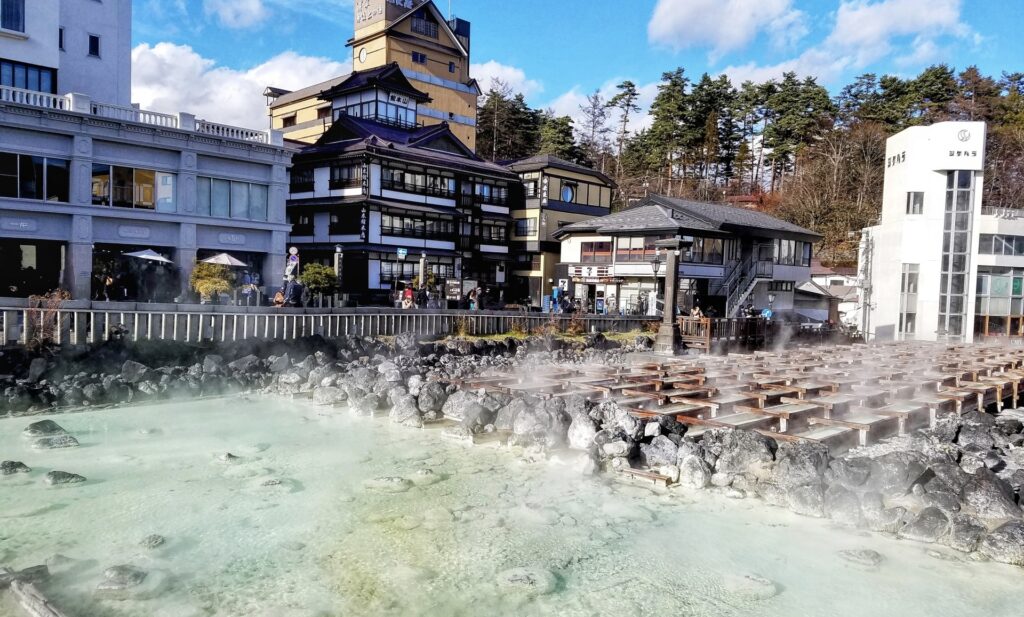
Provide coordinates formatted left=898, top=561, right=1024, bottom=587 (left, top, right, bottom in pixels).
left=1, top=0, right=25, bottom=32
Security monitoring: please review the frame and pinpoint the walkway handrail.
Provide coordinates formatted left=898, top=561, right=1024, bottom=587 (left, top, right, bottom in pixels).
left=1, top=305, right=659, bottom=347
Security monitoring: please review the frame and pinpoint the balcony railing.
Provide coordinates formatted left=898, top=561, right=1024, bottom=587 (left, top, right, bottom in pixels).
left=411, top=17, right=439, bottom=38
left=0, top=84, right=279, bottom=145
left=381, top=225, right=455, bottom=241
left=381, top=178, right=455, bottom=198
left=329, top=178, right=362, bottom=190
left=981, top=206, right=1024, bottom=219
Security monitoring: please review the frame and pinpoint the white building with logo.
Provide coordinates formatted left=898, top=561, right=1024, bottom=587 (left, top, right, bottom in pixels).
left=858, top=121, right=1024, bottom=342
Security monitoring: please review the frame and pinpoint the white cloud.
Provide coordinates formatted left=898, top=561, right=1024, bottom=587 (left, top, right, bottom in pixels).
left=719, top=0, right=972, bottom=83
left=203, top=0, right=268, bottom=29
left=648, top=0, right=807, bottom=59
left=471, top=60, right=543, bottom=97
left=544, top=79, right=659, bottom=138
left=132, top=43, right=350, bottom=130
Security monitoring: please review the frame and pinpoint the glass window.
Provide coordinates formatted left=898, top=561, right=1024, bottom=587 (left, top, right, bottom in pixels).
left=133, top=169, right=156, bottom=209
left=45, top=158, right=69, bottom=202
left=0, top=152, right=17, bottom=198
left=561, top=184, right=576, bottom=203
left=211, top=179, right=230, bottom=218
left=88, top=35, right=101, bottom=57
left=230, top=182, right=249, bottom=219
left=155, top=172, right=176, bottom=213
left=111, top=166, right=133, bottom=208
left=91, top=164, right=110, bottom=205
left=16, top=155, right=42, bottom=200
left=1, top=0, right=25, bottom=32
left=197, top=177, right=212, bottom=216
left=249, top=184, right=268, bottom=221
left=909, top=192, right=925, bottom=215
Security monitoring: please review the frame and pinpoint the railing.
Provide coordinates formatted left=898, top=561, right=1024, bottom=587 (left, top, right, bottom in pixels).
left=329, top=178, right=362, bottom=190
left=755, top=260, right=774, bottom=278
left=91, top=102, right=180, bottom=128
left=380, top=178, right=455, bottom=198
left=0, top=84, right=68, bottom=110
left=0, top=84, right=276, bottom=146
left=196, top=119, right=270, bottom=143
left=678, top=316, right=774, bottom=352
left=981, top=207, right=1024, bottom=219
left=0, top=304, right=660, bottom=347
left=380, top=225, right=455, bottom=240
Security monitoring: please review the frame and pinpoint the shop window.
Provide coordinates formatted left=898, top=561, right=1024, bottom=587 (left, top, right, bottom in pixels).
left=581, top=242, right=612, bottom=264
left=0, top=152, right=70, bottom=202
left=196, top=175, right=269, bottom=221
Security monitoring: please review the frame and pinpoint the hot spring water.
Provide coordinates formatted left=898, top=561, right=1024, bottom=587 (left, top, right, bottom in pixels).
left=0, top=399, right=1019, bottom=616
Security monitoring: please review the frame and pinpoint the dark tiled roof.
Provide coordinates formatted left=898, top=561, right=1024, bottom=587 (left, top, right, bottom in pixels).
left=554, top=194, right=821, bottom=241
left=319, top=64, right=430, bottom=103
left=504, top=154, right=615, bottom=187
left=269, top=75, right=349, bottom=108
left=295, top=115, right=517, bottom=179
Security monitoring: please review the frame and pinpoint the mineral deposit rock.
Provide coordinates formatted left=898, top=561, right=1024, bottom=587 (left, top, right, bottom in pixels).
left=44, top=471, right=85, bottom=486
left=495, top=567, right=558, bottom=596
left=417, top=381, right=448, bottom=413
left=677, top=455, right=712, bottom=490
left=898, top=507, right=950, bottom=543
left=960, top=469, right=1022, bottom=522
left=944, top=514, right=987, bottom=553
left=140, top=535, right=166, bottom=549
left=838, top=549, right=884, bottom=568
left=979, top=520, right=1024, bottom=566
left=721, top=573, right=779, bottom=601
left=1, top=460, right=30, bottom=475
left=120, top=360, right=151, bottom=384
left=96, top=565, right=148, bottom=596
left=714, top=430, right=775, bottom=478
left=32, top=435, right=79, bottom=449
left=389, top=394, right=422, bottom=427
left=640, top=435, right=679, bottom=468
left=773, top=441, right=829, bottom=488
left=22, top=420, right=67, bottom=438
left=312, top=386, right=346, bottom=406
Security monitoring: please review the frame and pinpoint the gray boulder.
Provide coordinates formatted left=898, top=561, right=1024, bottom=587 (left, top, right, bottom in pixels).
left=714, top=430, right=775, bottom=478
left=979, top=520, right=1024, bottom=566
left=45, top=471, right=85, bottom=486
left=678, top=454, right=711, bottom=490
left=389, top=394, right=423, bottom=428
left=512, top=398, right=569, bottom=447
left=959, top=469, right=1022, bottom=522
left=96, top=565, right=147, bottom=593
left=121, top=360, right=151, bottom=384
left=861, top=492, right=911, bottom=533
left=23, top=420, right=66, bottom=438
left=202, top=355, right=224, bottom=374
left=442, top=390, right=485, bottom=421
left=394, top=331, right=422, bottom=356
left=227, top=355, right=260, bottom=373
left=640, top=435, right=679, bottom=468
left=351, top=393, right=382, bottom=417
left=786, top=482, right=825, bottom=518
left=417, top=381, right=449, bottom=414
left=595, top=401, right=643, bottom=441
left=773, top=441, right=829, bottom=489
left=944, top=514, right=987, bottom=553
left=269, top=354, right=291, bottom=373
left=566, top=404, right=598, bottom=450
left=862, top=452, right=927, bottom=497
left=898, top=507, right=950, bottom=543
left=312, top=386, right=346, bottom=406
left=1, top=460, right=30, bottom=475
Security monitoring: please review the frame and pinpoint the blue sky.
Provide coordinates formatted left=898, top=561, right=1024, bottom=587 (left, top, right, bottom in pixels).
left=131, top=0, right=1024, bottom=130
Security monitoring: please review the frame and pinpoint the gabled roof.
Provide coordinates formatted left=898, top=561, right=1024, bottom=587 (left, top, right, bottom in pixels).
left=504, top=154, right=616, bottom=187
left=380, top=1, right=468, bottom=58
left=295, top=114, right=516, bottom=179
left=554, top=194, right=821, bottom=242
left=319, top=63, right=431, bottom=103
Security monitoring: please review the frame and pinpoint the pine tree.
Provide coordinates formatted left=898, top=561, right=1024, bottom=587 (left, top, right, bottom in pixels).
left=537, top=113, right=584, bottom=163
left=608, top=81, right=642, bottom=184
left=578, top=90, right=612, bottom=171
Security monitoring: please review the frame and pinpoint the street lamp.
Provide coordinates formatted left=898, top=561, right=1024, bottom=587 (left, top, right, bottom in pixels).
left=767, top=292, right=776, bottom=316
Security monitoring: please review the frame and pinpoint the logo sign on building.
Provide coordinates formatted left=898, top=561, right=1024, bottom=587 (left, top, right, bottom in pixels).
left=388, top=93, right=411, bottom=106
left=397, top=248, right=408, bottom=260
left=886, top=151, right=907, bottom=168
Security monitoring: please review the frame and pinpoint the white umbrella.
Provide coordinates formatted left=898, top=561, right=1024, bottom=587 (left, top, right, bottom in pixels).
left=124, top=249, right=173, bottom=264
left=201, top=253, right=247, bottom=267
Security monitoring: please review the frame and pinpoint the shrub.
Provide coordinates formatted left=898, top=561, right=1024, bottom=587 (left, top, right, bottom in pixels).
left=301, top=263, right=338, bottom=296
left=190, top=263, right=233, bottom=300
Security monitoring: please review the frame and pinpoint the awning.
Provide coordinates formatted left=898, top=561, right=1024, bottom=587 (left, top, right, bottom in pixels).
left=123, top=249, right=173, bottom=264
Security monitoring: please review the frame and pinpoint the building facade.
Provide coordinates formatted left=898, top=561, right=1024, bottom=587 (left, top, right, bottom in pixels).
left=505, top=155, right=614, bottom=307
left=0, top=0, right=132, bottom=106
left=267, top=0, right=478, bottom=149
left=286, top=64, right=517, bottom=305
left=0, top=92, right=291, bottom=301
left=860, top=121, right=1019, bottom=343
left=555, top=195, right=820, bottom=317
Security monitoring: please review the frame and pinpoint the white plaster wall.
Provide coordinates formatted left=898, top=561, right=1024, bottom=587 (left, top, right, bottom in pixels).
left=0, top=0, right=59, bottom=70
left=58, top=0, right=131, bottom=105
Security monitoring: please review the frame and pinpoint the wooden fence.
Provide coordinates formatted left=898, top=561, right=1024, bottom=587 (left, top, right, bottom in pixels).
left=0, top=302, right=659, bottom=347
left=678, top=316, right=774, bottom=351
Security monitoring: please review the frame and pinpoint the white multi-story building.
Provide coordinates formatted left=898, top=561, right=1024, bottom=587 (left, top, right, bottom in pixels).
left=0, top=0, right=131, bottom=105
left=859, top=121, right=1024, bottom=343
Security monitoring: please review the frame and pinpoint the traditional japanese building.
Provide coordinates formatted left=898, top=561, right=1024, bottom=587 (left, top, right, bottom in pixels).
left=555, top=195, right=820, bottom=317
left=504, top=155, right=615, bottom=308
left=286, top=64, right=518, bottom=305
left=267, top=0, right=478, bottom=149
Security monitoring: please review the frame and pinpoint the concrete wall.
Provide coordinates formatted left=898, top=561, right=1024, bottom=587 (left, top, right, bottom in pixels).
left=58, top=0, right=131, bottom=105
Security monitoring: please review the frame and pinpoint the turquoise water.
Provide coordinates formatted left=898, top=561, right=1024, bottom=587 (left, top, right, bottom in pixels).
left=0, top=399, right=1019, bottom=617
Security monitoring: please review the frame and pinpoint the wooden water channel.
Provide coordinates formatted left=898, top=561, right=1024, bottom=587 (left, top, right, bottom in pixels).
left=453, top=341, right=1024, bottom=483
